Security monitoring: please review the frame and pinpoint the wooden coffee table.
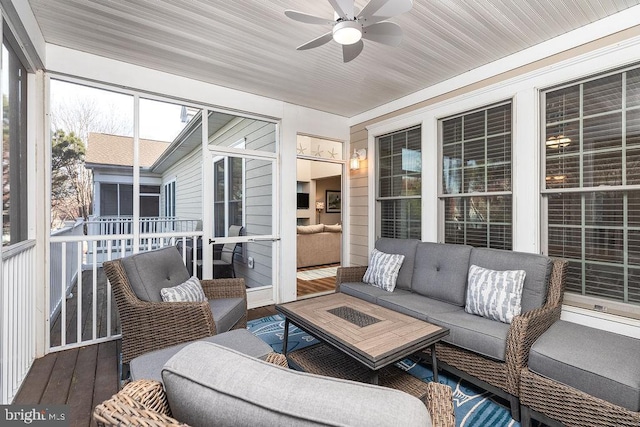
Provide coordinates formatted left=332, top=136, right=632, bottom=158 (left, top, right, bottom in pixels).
left=276, top=293, right=449, bottom=384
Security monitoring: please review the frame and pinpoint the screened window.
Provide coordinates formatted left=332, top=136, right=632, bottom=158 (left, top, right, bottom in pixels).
left=543, top=66, right=640, bottom=312
left=376, top=126, right=421, bottom=239
left=440, top=102, right=512, bottom=249
left=2, top=26, right=28, bottom=246
left=100, top=183, right=159, bottom=216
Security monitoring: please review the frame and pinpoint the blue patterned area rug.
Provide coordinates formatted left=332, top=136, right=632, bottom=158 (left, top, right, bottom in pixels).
left=248, top=314, right=524, bottom=427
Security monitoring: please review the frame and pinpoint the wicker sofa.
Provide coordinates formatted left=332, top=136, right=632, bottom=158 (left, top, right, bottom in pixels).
left=94, top=341, right=455, bottom=427
left=336, top=238, right=567, bottom=421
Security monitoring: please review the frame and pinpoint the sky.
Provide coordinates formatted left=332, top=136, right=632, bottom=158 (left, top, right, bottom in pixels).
left=50, top=79, right=191, bottom=142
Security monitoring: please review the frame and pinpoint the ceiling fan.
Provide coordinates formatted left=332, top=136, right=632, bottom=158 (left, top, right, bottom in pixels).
left=284, top=0, right=413, bottom=63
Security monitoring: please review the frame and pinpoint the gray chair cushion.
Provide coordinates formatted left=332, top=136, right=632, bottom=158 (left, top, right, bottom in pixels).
left=375, top=238, right=419, bottom=290
left=121, top=246, right=190, bottom=302
left=209, top=297, right=246, bottom=333
left=469, top=248, right=552, bottom=313
left=411, top=242, right=472, bottom=306
left=130, top=329, right=272, bottom=382
left=529, top=320, right=640, bottom=412
left=340, top=281, right=412, bottom=303
left=427, top=310, right=511, bottom=361
left=377, top=293, right=461, bottom=321
left=162, top=342, right=432, bottom=427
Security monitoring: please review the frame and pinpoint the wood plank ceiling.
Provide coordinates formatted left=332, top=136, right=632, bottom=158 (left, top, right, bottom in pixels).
left=27, top=0, right=640, bottom=118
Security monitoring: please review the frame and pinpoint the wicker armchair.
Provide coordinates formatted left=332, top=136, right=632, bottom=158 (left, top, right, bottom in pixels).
left=93, top=353, right=454, bottom=427
left=94, top=354, right=288, bottom=427
left=103, top=246, right=247, bottom=367
left=336, top=257, right=568, bottom=421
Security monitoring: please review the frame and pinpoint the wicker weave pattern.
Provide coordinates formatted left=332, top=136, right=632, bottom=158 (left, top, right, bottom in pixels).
left=103, top=259, right=247, bottom=364
left=521, top=367, right=640, bottom=427
left=93, top=380, right=185, bottom=426
left=335, top=266, right=368, bottom=289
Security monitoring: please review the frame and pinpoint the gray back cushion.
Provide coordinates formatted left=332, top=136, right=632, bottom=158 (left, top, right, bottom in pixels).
left=120, top=246, right=190, bottom=302
left=469, top=248, right=552, bottom=313
left=375, top=238, right=419, bottom=290
left=162, top=342, right=431, bottom=427
left=411, top=242, right=472, bottom=306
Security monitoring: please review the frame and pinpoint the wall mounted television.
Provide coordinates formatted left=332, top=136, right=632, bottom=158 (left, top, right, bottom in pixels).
left=297, top=192, right=310, bottom=209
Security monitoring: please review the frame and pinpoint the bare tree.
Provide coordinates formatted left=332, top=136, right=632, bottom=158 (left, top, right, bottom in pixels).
left=50, top=90, right=132, bottom=231
left=50, top=97, right=132, bottom=143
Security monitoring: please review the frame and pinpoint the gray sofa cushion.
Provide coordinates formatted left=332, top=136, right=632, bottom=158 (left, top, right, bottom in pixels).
left=162, top=342, right=432, bottom=427
left=375, top=238, right=419, bottom=290
left=529, top=320, right=640, bottom=412
left=340, top=282, right=412, bottom=303
left=427, top=310, right=511, bottom=361
left=121, top=246, right=190, bottom=302
left=130, top=329, right=272, bottom=382
left=469, top=248, right=552, bottom=313
left=209, top=297, right=246, bottom=333
left=377, top=293, right=461, bottom=321
left=411, top=242, right=472, bottom=305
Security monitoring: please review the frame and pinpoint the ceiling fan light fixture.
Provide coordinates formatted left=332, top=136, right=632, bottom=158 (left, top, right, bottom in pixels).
left=333, top=20, right=362, bottom=45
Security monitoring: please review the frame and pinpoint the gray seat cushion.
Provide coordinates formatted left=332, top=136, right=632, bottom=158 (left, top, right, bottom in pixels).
left=377, top=293, right=461, bottom=321
left=121, top=246, right=190, bottom=302
left=529, top=320, right=640, bottom=412
left=375, top=238, right=419, bottom=290
left=130, top=329, right=272, bottom=382
left=340, top=281, right=412, bottom=303
left=427, top=310, right=511, bottom=361
left=469, top=248, right=553, bottom=313
left=162, top=342, right=432, bottom=427
left=209, top=297, right=246, bottom=333
left=411, top=242, right=472, bottom=305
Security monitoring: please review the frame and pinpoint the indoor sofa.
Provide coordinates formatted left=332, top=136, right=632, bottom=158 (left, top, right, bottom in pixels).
left=296, top=223, right=341, bottom=267
left=336, top=238, right=567, bottom=421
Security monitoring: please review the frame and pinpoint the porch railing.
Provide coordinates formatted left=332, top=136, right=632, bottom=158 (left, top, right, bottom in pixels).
left=48, top=230, right=202, bottom=353
left=1, top=240, right=37, bottom=404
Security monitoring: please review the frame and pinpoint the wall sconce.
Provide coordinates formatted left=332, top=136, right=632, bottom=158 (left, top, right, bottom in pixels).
left=315, top=201, right=325, bottom=223
left=350, top=148, right=367, bottom=170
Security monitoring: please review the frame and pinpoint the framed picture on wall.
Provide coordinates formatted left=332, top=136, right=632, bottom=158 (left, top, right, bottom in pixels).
left=326, top=190, right=341, bottom=213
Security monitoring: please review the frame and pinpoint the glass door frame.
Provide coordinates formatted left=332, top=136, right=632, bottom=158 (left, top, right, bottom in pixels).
left=202, top=113, right=280, bottom=308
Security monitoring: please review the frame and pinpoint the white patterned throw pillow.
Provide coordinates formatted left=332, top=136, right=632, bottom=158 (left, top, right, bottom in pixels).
left=464, top=265, right=526, bottom=324
left=161, top=276, right=207, bottom=302
left=363, top=248, right=405, bottom=292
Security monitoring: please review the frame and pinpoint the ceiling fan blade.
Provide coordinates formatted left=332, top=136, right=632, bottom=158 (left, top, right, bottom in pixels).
left=362, top=21, right=403, bottom=46
left=342, top=40, right=364, bottom=63
left=284, top=10, right=334, bottom=25
left=359, top=0, right=413, bottom=21
left=297, top=32, right=334, bottom=50
left=328, top=0, right=355, bottom=19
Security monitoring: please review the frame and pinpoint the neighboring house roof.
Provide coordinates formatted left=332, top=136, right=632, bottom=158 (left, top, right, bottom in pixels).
left=85, top=133, right=169, bottom=168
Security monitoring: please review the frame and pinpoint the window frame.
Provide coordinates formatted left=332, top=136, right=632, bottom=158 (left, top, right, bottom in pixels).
left=438, top=100, right=514, bottom=250
left=375, top=125, right=422, bottom=240
left=540, top=63, right=640, bottom=319
left=2, top=23, right=29, bottom=246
